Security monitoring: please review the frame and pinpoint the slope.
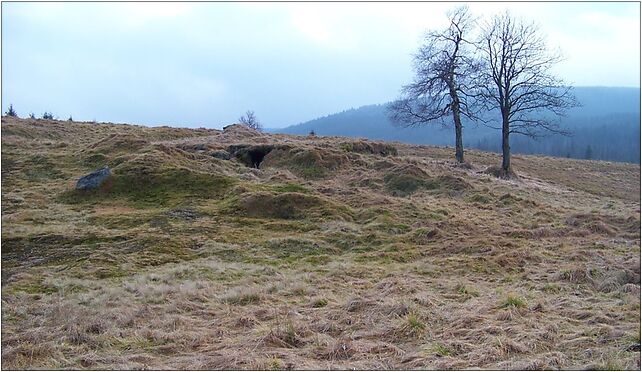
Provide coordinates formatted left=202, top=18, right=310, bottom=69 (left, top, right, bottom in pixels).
left=276, top=86, right=641, bottom=163
left=1, top=116, right=640, bottom=370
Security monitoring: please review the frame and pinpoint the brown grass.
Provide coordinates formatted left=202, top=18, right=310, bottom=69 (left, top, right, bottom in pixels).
left=1, top=116, right=640, bottom=370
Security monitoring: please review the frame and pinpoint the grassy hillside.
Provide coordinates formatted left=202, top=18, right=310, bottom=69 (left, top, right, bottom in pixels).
left=2, top=116, right=640, bottom=369
left=277, top=87, right=641, bottom=164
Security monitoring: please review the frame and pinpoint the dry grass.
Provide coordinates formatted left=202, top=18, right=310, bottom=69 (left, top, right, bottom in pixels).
left=2, top=117, right=640, bottom=369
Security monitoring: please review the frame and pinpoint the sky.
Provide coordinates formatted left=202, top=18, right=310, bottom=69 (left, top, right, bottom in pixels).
left=2, top=1, right=640, bottom=129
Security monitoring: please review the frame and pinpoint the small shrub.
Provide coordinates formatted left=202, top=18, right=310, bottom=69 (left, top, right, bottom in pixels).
left=311, top=298, right=328, bottom=308
left=500, top=294, right=527, bottom=308
left=5, top=104, right=17, bottom=117
left=456, top=284, right=480, bottom=298
left=404, top=312, right=426, bottom=335
left=432, top=343, right=452, bottom=357
left=267, top=356, right=283, bottom=370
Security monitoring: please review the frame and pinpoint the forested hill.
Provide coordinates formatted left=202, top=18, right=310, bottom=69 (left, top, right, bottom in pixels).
left=275, top=87, right=641, bottom=163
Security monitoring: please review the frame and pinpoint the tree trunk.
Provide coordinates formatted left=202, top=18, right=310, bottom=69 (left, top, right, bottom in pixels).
left=453, top=111, right=464, bottom=164
left=449, top=87, right=464, bottom=163
left=501, top=112, right=511, bottom=175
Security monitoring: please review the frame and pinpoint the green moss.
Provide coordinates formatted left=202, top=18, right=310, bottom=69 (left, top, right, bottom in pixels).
left=261, top=148, right=346, bottom=180
left=271, top=183, right=310, bottom=194
left=339, top=141, right=397, bottom=156
left=384, top=173, right=434, bottom=196
left=233, top=191, right=352, bottom=221
left=356, top=243, right=420, bottom=263
left=264, top=238, right=339, bottom=260
left=62, top=168, right=235, bottom=208
left=93, top=266, right=128, bottom=279
left=81, top=153, right=108, bottom=168
left=304, top=254, right=332, bottom=265
left=21, top=154, right=65, bottom=181
left=9, top=283, right=58, bottom=295
left=466, top=193, right=492, bottom=204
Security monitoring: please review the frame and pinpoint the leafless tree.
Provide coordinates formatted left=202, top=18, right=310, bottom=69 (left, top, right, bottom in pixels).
left=388, top=6, right=479, bottom=163
left=476, top=12, right=577, bottom=177
left=239, top=110, right=262, bottom=131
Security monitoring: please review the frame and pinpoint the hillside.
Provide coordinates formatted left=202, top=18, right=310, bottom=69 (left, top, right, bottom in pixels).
left=277, top=87, right=641, bottom=164
left=1, top=116, right=640, bottom=370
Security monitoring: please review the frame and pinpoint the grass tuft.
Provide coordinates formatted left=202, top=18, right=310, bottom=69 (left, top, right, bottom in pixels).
left=500, top=294, right=527, bottom=309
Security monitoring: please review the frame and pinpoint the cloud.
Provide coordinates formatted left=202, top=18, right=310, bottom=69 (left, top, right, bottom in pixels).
left=2, top=2, right=639, bottom=128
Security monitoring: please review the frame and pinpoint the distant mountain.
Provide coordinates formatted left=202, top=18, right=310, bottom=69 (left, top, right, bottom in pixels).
left=274, top=87, right=641, bottom=163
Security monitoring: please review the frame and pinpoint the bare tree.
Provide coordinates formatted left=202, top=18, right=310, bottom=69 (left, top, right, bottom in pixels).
left=239, top=110, right=262, bottom=131
left=477, top=12, right=577, bottom=177
left=388, top=6, right=479, bottom=163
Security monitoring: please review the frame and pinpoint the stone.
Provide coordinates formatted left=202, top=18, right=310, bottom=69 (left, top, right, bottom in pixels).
left=76, top=167, right=111, bottom=190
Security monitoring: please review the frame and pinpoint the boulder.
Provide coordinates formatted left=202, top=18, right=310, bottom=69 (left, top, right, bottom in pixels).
left=76, top=167, right=111, bottom=190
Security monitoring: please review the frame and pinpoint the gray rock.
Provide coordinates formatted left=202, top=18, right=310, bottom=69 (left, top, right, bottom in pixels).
left=76, top=167, right=111, bottom=190
left=166, top=208, right=199, bottom=220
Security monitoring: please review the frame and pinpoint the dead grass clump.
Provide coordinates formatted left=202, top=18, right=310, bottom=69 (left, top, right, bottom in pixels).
left=384, top=165, right=472, bottom=197
left=344, top=297, right=376, bottom=313
left=264, top=237, right=339, bottom=259
left=221, top=123, right=263, bottom=138
left=261, top=147, right=349, bottom=179
left=557, top=266, right=599, bottom=284
left=310, top=297, right=329, bottom=308
left=220, top=288, right=262, bottom=306
left=499, top=294, right=527, bottom=309
left=339, top=141, right=398, bottom=156
left=483, top=165, right=518, bottom=180
left=434, top=174, right=472, bottom=195
left=407, top=228, right=441, bottom=245
left=399, top=312, right=426, bottom=337
left=495, top=336, right=529, bottom=356
left=80, top=133, right=149, bottom=167
left=497, top=193, right=538, bottom=208
left=494, top=249, right=540, bottom=268
left=261, top=322, right=306, bottom=348
left=318, top=339, right=357, bottom=360
left=596, top=269, right=640, bottom=292
left=383, top=164, right=432, bottom=196
left=85, top=133, right=149, bottom=154
left=377, top=302, right=411, bottom=317
left=564, top=212, right=639, bottom=237
left=236, top=191, right=348, bottom=220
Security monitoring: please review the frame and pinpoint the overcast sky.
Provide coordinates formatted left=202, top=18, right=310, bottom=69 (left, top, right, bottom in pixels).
left=2, top=2, right=640, bottom=128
